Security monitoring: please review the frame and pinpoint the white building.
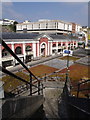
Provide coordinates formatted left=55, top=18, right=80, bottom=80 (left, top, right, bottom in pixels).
left=16, top=19, right=73, bottom=34
left=0, top=19, right=15, bottom=25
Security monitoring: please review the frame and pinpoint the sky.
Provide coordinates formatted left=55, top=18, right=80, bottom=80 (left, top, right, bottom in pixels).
left=1, top=2, right=88, bottom=26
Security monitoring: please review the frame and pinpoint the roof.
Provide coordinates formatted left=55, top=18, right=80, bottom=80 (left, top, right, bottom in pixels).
left=49, top=34, right=78, bottom=41
left=1, top=32, right=78, bottom=42
left=17, top=19, right=72, bottom=25
left=2, top=32, right=40, bottom=39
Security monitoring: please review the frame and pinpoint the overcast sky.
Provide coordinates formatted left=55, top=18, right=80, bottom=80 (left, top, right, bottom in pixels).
left=2, top=2, right=88, bottom=26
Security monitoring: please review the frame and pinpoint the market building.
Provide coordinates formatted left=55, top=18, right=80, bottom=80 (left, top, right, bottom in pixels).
left=1, top=32, right=79, bottom=68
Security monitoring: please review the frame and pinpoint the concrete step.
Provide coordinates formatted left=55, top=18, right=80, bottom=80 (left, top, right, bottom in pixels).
left=43, top=81, right=66, bottom=119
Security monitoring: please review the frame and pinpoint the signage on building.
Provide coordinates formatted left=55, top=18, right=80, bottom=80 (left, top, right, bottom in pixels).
left=63, top=49, right=73, bottom=56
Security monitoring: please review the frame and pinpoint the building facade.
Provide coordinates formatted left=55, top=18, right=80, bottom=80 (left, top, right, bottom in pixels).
left=0, top=19, right=15, bottom=25
left=16, top=20, right=81, bottom=34
left=1, top=32, right=79, bottom=68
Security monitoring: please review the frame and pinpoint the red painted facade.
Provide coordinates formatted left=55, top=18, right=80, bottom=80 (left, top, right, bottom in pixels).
left=2, top=44, right=12, bottom=50
left=39, top=37, right=48, bottom=45
left=26, top=43, right=32, bottom=47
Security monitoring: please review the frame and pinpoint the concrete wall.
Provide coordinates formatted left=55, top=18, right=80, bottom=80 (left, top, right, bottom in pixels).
left=67, top=96, right=90, bottom=119
left=1, top=95, right=44, bottom=119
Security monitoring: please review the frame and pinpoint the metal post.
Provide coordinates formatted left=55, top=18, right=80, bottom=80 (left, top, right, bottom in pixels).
left=38, top=80, right=40, bottom=95
left=41, top=84, right=43, bottom=95
left=65, top=53, right=69, bottom=85
left=77, top=83, right=80, bottom=98
left=30, top=73, right=32, bottom=96
left=45, top=73, right=46, bottom=82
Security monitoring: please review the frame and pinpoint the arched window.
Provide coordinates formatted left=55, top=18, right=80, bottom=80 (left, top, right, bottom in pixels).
left=15, top=47, right=22, bottom=54
left=58, top=43, right=61, bottom=46
left=62, top=43, right=65, bottom=46
left=2, top=49, right=10, bottom=57
left=52, top=44, right=56, bottom=47
left=41, top=43, right=45, bottom=48
left=26, top=46, right=32, bottom=51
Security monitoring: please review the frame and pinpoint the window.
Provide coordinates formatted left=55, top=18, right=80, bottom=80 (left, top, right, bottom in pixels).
left=26, top=46, right=32, bottom=51
left=55, top=22, right=56, bottom=29
left=46, top=23, right=48, bottom=29
left=2, top=49, right=10, bottom=57
left=58, top=43, right=61, bottom=46
left=62, top=43, right=65, bottom=46
left=39, top=24, right=40, bottom=29
left=52, top=44, right=56, bottom=47
left=57, top=22, right=58, bottom=29
left=15, top=47, right=22, bottom=54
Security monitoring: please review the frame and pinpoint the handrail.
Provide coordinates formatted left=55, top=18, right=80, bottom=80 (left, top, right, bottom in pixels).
left=1, top=39, right=43, bottom=96
left=2, top=39, right=38, bottom=80
left=78, top=79, right=90, bottom=85
left=0, top=66, right=38, bottom=88
left=77, top=79, right=90, bottom=98
left=70, top=79, right=90, bottom=98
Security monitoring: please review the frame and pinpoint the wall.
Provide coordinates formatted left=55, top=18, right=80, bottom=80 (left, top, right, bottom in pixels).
left=2, top=95, right=44, bottom=119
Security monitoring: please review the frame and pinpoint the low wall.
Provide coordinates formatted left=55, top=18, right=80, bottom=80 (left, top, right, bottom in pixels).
left=67, top=96, right=90, bottom=119
left=2, top=95, right=44, bottom=119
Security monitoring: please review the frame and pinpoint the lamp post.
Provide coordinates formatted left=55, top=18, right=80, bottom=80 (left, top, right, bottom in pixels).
left=64, top=50, right=70, bottom=85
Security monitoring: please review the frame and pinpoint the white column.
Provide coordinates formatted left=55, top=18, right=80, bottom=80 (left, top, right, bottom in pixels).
left=12, top=43, right=14, bottom=52
left=85, top=33, right=88, bottom=45
left=37, top=43, right=39, bottom=57
left=66, top=42, right=68, bottom=49
left=76, top=41, right=78, bottom=48
left=48, top=42, right=49, bottom=55
left=56, top=41, right=58, bottom=53
left=32, top=43, right=36, bottom=58
left=23, top=43, right=26, bottom=62
left=50, top=42, right=52, bottom=55
left=61, top=42, right=63, bottom=46
left=73, top=41, right=74, bottom=49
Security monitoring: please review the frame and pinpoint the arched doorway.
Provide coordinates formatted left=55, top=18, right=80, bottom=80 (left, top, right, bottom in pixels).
left=40, top=42, right=47, bottom=57
left=2, top=48, right=10, bottom=57
left=15, top=46, right=22, bottom=54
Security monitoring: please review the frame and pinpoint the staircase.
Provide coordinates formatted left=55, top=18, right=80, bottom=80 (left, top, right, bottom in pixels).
left=0, top=39, right=44, bottom=119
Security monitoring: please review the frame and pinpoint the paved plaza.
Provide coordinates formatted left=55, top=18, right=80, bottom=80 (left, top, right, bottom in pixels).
left=75, top=56, right=90, bottom=65
left=43, top=58, right=73, bottom=69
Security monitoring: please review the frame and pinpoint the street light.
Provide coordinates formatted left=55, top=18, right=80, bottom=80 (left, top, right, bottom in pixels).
left=64, top=50, right=70, bottom=85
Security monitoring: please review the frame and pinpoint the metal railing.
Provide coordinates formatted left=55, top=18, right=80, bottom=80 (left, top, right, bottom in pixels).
left=63, top=78, right=90, bottom=119
left=76, top=79, right=90, bottom=98
left=0, top=39, right=44, bottom=97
